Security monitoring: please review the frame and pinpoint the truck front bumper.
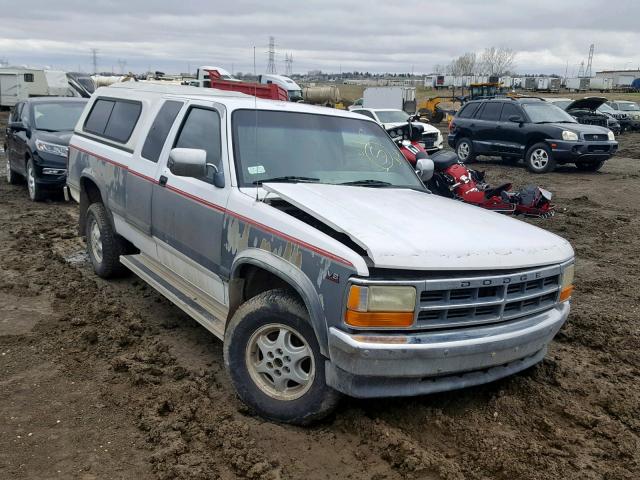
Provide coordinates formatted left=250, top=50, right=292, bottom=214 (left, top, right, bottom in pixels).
left=549, top=139, right=617, bottom=163
left=325, top=302, right=569, bottom=398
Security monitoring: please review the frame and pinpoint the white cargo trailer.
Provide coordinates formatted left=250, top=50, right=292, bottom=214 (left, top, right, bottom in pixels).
left=589, top=77, right=612, bottom=91
left=566, top=77, right=590, bottom=92
left=536, top=77, right=561, bottom=92
left=362, top=86, right=417, bottom=113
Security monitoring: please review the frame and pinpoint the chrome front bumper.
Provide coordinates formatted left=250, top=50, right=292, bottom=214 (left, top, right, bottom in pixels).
left=325, top=302, right=569, bottom=398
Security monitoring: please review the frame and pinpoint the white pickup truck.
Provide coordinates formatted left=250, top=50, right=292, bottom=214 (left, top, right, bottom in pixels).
left=66, top=82, right=575, bottom=424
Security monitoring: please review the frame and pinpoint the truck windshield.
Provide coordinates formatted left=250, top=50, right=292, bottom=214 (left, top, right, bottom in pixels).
left=33, top=101, right=87, bottom=131
left=288, top=89, right=303, bottom=101
left=375, top=110, right=409, bottom=123
left=522, top=103, right=577, bottom=123
left=232, top=110, right=424, bottom=190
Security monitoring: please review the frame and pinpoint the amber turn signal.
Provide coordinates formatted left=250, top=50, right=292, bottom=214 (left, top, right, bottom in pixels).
left=345, top=310, right=414, bottom=328
left=559, top=285, right=574, bottom=302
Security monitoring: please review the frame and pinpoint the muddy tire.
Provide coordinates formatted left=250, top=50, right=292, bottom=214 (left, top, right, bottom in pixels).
left=525, top=143, right=556, bottom=173
left=575, top=160, right=605, bottom=172
left=85, top=203, right=126, bottom=279
left=6, top=157, right=21, bottom=185
left=224, top=289, right=340, bottom=425
left=26, top=159, right=45, bottom=201
left=456, top=137, right=475, bottom=163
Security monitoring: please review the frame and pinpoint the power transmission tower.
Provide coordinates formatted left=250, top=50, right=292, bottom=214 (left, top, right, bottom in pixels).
left=90, top=48, right=99, bottom=74
left=577, top=61, right=585, bottom=78
left=585, top=44, right=594, bottom=77
left=284, top=53, right=293, bottom=76
left=117, top=59, right=127, bottom=74
left=266, top=36, right=277, bottom=74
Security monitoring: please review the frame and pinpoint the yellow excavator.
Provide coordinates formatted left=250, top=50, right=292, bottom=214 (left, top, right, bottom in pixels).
left=418, top=81, right=508, bottom=123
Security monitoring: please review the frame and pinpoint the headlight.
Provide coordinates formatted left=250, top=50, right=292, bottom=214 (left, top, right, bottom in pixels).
left=560, top=263, right=574, bottom=302
left=608, top=131, right=615, bottom=141
left=35, top=139, right=69, bottom=157
left=345, top=285, right=416, bottom=327
left=561, top=131, right=578, bottom=141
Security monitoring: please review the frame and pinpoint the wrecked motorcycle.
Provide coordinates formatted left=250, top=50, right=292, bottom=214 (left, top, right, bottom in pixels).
left=386, top=123, right=554, bottom=218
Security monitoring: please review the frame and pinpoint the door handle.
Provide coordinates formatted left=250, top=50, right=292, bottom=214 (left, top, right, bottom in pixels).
left=159, top=175, right=168, bottom=186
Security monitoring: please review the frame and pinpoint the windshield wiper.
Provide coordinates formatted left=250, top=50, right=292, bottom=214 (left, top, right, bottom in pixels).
left=253, top=176, right=319, bottom=185
left=339, top=179, right=393, bottom=187
left=36, top=128, right=59, bottom=132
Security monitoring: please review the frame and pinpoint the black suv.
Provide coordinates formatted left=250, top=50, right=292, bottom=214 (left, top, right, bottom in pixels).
left=5, top=97, right=87, bottom=200
left=448, top=97, right=618, bottom=173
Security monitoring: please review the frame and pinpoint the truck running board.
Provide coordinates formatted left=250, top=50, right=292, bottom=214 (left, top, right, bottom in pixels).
left=120, top=254, right=227, bottom=340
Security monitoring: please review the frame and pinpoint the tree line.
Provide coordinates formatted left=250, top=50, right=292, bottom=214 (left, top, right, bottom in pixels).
left=433, top=47, right=517, bottom=77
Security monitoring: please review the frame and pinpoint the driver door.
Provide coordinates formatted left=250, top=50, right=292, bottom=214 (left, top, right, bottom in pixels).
left=151, top=100, right=230, bottom=304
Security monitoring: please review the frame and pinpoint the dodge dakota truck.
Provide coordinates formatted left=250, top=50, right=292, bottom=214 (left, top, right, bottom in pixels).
left=66, top=82, right=575, bottom=424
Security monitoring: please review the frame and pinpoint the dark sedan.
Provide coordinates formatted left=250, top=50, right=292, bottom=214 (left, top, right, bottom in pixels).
left=5, top=97, right=87, bottom=201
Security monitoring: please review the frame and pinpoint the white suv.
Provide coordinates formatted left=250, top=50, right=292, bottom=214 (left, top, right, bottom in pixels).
left=66, top=82, right=575, bottom=424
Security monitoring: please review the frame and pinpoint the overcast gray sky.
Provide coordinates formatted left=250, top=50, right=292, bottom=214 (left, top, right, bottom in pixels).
left=1, top=0, right=639, bottom=75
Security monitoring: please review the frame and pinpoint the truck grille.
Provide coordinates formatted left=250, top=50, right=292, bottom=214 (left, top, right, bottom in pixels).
left=415, top=265, right=561, bottom=330
left=584, top=133, right=608, bottom=141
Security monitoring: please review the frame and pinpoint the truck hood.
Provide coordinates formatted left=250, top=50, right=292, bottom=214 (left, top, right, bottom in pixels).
left=566, top=97, right=608, bottom=112
left=263, top=183, right=573, bottom=271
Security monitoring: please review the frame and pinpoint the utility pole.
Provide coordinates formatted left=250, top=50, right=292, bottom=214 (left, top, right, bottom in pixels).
left=266, top=36, right=277, bottom=74
left=90, top=48, right=99, bottom=74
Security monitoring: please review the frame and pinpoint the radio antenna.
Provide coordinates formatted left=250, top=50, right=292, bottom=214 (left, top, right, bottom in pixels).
left=253, top=46, right=260, bottom=202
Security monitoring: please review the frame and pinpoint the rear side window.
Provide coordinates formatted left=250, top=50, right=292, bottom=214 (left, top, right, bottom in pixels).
left=478, top=102, right=503, bottom=121
left=84, top=98, right=142, bottom=143
left=457, top=102, right=481, bottom=118
left=500, top=103, right=521, bottom=121
left=141, top=100, right=183, bottom=163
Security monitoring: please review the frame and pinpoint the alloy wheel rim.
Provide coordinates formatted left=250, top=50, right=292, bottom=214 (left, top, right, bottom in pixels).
left=531, top=149, right=549, bottom=169
left=245, top=323, right=315, bottom=401
left=90, top=221, right=103, bottom=263
left=458, top=142, right=470, bottom=159
left=27, top=165, right=35, bottom=198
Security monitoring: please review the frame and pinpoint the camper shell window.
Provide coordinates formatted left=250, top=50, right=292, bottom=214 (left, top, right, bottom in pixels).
left=84, top=97, right=142, bottom=144
left=24, top=73, right=34, bottom=82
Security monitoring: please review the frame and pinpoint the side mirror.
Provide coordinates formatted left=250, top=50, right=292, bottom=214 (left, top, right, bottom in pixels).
left=415, top=157, right=434, bottom=182
left=168, top=148, right=207, bottom=177
left=8, top=121, right=26, bottom=132
left=508, top=115, right=523, bottom=123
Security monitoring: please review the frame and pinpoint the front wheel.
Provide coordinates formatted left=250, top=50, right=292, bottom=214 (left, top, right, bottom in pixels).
left=26, top=159, right=45, bottom=201
left=456, top=137, right=475, bottom=163
left=224, top=289, right=340, bottom=425
left=575, top=160, right=605, bottom=172
left=525, top=143, right=556, bottom=173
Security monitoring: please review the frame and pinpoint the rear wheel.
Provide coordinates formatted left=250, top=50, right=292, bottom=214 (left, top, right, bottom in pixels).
left=6, top=158, right=21, bottom=185
left=85, top=203, right=126, bottom=278
left=575, top=160, right=605, bottom=172
left=525, top=143, right=556, bottom=173
left=224, top=289, right=340, bottom=425
left=26, top=159, right=45, bottom=201
left=456, top=137, right=475, bottom=163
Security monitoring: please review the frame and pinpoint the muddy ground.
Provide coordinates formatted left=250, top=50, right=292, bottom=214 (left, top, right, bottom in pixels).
left=1, top=109, right=639, bottom=480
